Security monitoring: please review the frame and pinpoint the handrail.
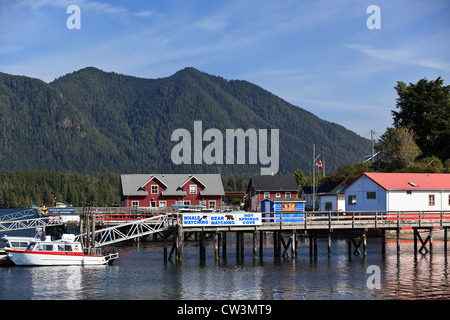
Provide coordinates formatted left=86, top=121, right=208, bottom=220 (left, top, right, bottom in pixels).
left=0, top=216, right=63, bottom=232
left=75, top=214, right=169, bottom=248
left=259, top=210, right=450, bottom=229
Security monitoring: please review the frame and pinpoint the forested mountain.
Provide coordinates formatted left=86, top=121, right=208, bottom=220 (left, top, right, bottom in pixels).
left=0, top=67, right=370, bottom=175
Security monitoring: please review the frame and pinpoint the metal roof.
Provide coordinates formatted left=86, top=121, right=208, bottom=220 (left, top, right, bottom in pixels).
left=247, top=175, right=298, bottom=192
left=363, top=172, right=450, bottom=190
left=120, top=174, right=225, bottom=197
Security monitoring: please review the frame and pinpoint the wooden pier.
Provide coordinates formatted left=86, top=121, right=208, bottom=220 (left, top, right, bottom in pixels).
left=163, top=210, right=450, bottom=262
left=40, top=208, right=450, bottom=261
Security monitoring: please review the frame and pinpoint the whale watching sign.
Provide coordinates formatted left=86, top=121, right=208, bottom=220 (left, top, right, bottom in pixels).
left=182, top=212, right=262, bottom=227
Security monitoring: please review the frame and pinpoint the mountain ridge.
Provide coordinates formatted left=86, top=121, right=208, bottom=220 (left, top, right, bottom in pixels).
left=0, top=67, right=370, bottom=175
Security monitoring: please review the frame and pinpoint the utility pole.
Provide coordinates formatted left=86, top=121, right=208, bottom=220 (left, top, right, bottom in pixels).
left=371, top=130, right=375, bottom=163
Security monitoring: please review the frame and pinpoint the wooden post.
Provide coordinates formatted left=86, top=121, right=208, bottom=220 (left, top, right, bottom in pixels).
left=442, top=227, right=447, bottom=253
left=274, top=231, right=279, bottom=258
left=293, top=230, right=297, bottom=258
left=363, top=230, right=367, bottom=256
left=240, top=232, right=244, bottom=260
left=327, top=231, right=332, bottom=257
left=236, top=231, right=240, bottom=260
left=396, top=228, right=400, bottom=255
left=199, top=231, right=206, bottom=260
left=214, top=232, right=219, bottom=261
left=177, top=224, right=183, bottom=262
left=163, top=231, right=168, bottom=261
left=414, top=228, right=418, bottom=257
left=313, top=230, right=318, bottom=258
left=429, top=228, right=433, bottom=254
left=259, top=230, right=264, bottom=258
left=222, top=231, right=227, bottom=259
left=253, top=231, right=257, bottom=259
left=347, top=231, right=352, bottom=256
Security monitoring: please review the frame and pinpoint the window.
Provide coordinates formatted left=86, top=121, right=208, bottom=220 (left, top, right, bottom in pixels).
left=348, top=195, right=356, bottom=205
left=159, top=201, right=167, bottom=208
left=209, top=201, right=216, bottom=209
left=183, top=201, right=191, bottom=205
left=151, top=185, right=158, bottom=194
left=276, top=192, right=281, bottom=198
left=131, top=201, right=139, bottom=208
left=366, top=192, right=376, bottom=199
left=429, top=194, right=435, bottom=206
left=264, top=192, right=270, bottom=199
left=285, top=192, right=291, bottom=198
left=190, top=185, right=197, bottom=194
left=325, top=202, right=333, bottom=211
left=150, top=201, right=157, bottom=208
left=39, top=244, right=54, bottom=251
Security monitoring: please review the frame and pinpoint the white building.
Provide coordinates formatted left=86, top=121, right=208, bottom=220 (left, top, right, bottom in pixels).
left=344, top=172, right=450, bottom=212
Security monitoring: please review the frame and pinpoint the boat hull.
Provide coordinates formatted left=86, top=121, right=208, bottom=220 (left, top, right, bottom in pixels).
left=5, top=249, right=117, bottom=266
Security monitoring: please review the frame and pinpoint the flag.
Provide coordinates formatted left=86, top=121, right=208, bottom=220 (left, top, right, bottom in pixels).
left=316, top=160, right=323, bottom=170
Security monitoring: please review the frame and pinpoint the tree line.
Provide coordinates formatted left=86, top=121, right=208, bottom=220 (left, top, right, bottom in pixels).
left=0, top=171, right=120, bottom=208
left=0, top=77, right=447, bottom=208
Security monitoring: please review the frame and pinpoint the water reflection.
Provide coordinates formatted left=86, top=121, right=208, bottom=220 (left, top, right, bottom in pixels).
left=1, top=238, right=450, bottom=300
left=29, top=266, right=82, bottom=299
left=378, top=241, right=450, bottom=299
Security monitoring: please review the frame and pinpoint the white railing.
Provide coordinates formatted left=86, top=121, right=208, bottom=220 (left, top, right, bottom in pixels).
left=76, top=214, right=169, bottom=248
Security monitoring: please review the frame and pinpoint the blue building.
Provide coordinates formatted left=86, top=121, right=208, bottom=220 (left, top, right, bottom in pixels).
left=261, top=198, right=305, bottom=222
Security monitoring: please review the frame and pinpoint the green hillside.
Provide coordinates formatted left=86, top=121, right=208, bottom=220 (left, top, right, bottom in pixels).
left=0, top=67, right=370, bottom=175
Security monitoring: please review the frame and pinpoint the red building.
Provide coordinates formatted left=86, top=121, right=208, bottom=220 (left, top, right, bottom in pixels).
left=245, top=175, right=299, bottom=211
left=120, top=174, right=224, bottom=209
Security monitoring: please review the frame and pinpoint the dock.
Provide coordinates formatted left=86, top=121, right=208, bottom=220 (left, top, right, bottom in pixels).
left=162, top=210, right=450, bottom=262
left=3, top=207, right=450, bottom=262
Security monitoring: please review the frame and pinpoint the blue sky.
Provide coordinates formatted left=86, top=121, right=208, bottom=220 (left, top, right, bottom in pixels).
left=1, top=0, right=449, bottom=139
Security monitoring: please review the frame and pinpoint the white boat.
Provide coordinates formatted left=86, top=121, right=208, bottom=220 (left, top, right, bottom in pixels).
left=5, top=234, right=118, bottom=266
left=0, top=231, right=42, bottom=265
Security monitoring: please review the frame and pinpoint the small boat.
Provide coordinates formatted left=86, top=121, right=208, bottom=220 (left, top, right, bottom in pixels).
left=5, top=234, right=118, bottom=266
left=0, top=230, right=43, bottom=265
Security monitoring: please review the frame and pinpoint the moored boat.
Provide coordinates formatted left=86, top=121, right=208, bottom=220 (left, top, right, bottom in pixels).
left=5, top=234, right=118, bottom=266
left=0, top=231, right=42, bottom=265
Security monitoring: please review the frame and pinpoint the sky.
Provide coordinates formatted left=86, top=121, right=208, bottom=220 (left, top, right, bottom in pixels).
left=1, top=0, right=449, bottom=139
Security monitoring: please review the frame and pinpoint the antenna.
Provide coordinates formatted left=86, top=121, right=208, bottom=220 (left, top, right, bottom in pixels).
left=371, top=130, right=375, bottom=163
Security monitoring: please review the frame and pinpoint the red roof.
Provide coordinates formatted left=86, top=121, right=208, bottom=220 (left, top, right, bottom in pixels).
left=364, top=172, right=450, bottom=190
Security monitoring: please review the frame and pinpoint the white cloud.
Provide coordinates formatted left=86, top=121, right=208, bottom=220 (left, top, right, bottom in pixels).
left=345, top=44, right=450, bottom=73
left=133, top=10, right=155, bottom=18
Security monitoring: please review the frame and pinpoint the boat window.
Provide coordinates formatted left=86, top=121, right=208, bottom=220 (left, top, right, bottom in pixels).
left=57, top=244, right=65, bottom=251
left=26, top=243, right=37, bottom=250
left=10, top=241, right=29, bottom=248
left=65, top=245, right=73, bottom=251
left=38, top=244, right=54, bottom=251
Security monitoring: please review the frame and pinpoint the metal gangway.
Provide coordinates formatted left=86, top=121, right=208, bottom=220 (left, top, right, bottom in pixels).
left=0, top=216, right=64, bottom=232
left=75, top=214, right=169, bottom=248
left=0, top=208, right=39, bottom=223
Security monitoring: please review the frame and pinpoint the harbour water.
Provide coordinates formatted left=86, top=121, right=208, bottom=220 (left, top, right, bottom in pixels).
left=1, top=210, right=449, bottom=300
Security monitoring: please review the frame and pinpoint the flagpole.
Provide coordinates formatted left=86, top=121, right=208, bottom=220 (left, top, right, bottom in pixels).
left=312, top=144, right=315, bottom=212
left=312, top=144, right=322, bottom=211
